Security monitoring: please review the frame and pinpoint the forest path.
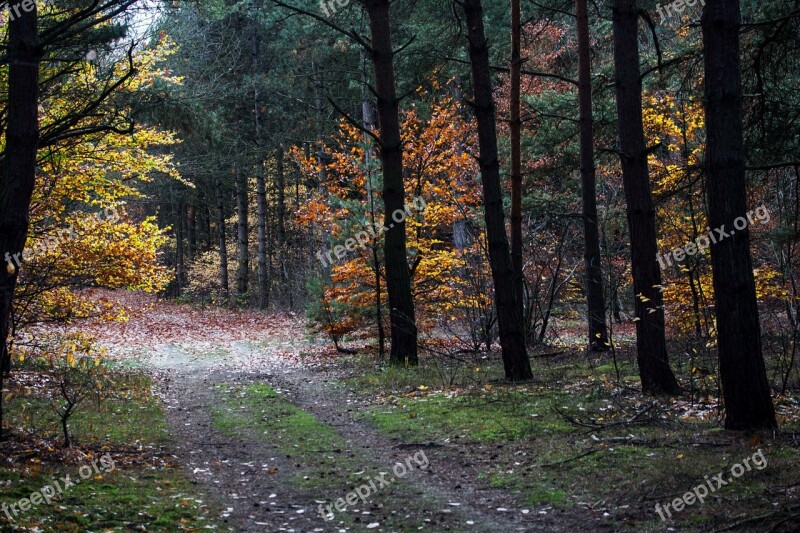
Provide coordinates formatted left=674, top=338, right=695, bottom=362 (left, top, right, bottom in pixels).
left=88, top=294, right=599, bottom=532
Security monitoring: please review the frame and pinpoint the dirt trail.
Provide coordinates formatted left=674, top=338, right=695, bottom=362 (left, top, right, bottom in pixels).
left=89, top=296, right=603, bottom=532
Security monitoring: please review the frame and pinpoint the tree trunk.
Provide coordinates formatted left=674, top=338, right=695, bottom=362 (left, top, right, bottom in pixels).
left=362, top=49, right=386, bottom=360
left=0, top=5, right=40, bottom=381
left=176, top=201, right=186, bottom=292
left=363, top=0, right=418, bottom=366
left=235, top=167, right=249, bottom=295
left=256, top=171, right=269, bottom=309
left=0, top=6, right=40, bottom=442
left=187, top=203, right=197, bottom=261
left=216, top=180, right=230, bottom=297
left=462, top=0, right=532, bottom=381
left=576, top=0, right=609, bottom=351
left=510, top=0, right=525, bottom=323
left=612, top=0, right=680, bottom=394
left=701, top=0, right=776, bottom=429
left=203, top=203, right=212, bottom=251
left=277, top=147, right=286, bottom=248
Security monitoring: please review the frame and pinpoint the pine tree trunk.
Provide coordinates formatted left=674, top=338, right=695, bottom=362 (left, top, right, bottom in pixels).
left=576, top=0, right=609, bottom=351
left=462, top=0, right=532, bottom=381
left=510, top=0, right=524, bottom=323
left=0, top=5, right=40, bottom=381
left=701, top=0, right=777, bottom=429
left=612, top=0, right=680, bottom=394
left=363, top=0, right=418, bottom=366
left=216, top=180, right=230, bottom=297
left=235, top=167, right=249, bottom=295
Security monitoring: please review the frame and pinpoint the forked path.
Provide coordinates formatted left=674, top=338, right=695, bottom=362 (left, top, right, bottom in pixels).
left=88, top=294, right=602, bottom=532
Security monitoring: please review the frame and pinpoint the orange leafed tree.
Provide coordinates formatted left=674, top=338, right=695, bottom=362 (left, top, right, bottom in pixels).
left=294, top=92, right=489, bottom=347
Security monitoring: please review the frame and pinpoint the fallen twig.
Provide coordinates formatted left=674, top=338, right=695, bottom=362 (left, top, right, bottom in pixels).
left=540, top=449, right=602, bottom=468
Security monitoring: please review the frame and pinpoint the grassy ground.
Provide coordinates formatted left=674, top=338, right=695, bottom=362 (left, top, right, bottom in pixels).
left=0, top=366, right=216, bottom=532
left=344, top=351, right=800, bottom=532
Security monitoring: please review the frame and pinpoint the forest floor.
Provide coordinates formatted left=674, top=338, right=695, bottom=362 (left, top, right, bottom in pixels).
left=2, top=291, right=800, bottom=532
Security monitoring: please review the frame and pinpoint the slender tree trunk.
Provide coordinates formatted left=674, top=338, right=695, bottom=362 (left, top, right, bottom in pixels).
left=216, top=180, right=230, bottom=297
left=510, top=0, right=525, bottom=323
left=277, top=147, right=286, bottom=248
left=235, top=167, right=249, bottom=295
left=187, top=203, right=197, bottom=261
left=203, top=203, right=212, bottom=251
left=0, top=5, right=40, bottom=383
left=462, top=0, right=532, bottom=381
left=363, top=0, right=418, bottom=366
left=362, top=50, right=386, bottom=360
left=576, top=0, right=609, bottom=351
left=176, top=201, right=186, bottom=292
left=257, top=171, right=269, bottom=309
left=612, top=0, right=680, bottom=394
left=701, top=0, right=776, bottom=429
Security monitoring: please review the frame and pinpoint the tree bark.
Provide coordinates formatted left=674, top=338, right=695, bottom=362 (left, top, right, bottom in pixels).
left=701, top=0, right=777, bottom=429
left=612, top=0, right=680, bottom=394
left=235, top=166, right=249, bottom=295
left=0, top=5, right=40, bottom=380
left=462, top=0, right=532, bottom=381
left=510, top=0, right=524, bottom=323
left=216, top=180, right=230, bottom=297
left=363, top=0, right=418, bottom=366
left=576, top=0, right=609, bottom=351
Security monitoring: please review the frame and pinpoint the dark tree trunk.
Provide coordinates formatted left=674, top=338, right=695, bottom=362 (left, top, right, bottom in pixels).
left=235, top=167, right=249, bottom=295
left=510, top=0, right=524, bottom=323
left=0, top=5, right=40, bottom=381
left=256, top=171, right=269, bottom=309
left=216, top=180, right=230, bottom=297
left=701, top=0, right=777, bottom=429
left=0, top=5, right=40, bottom=440
left=612, top=0, right=680, bottom=394
left=576, top=0, right=609, bottom=351
left=363, top=0, right=418, bottom=366
left=462, top=0, right=532, bottom=381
